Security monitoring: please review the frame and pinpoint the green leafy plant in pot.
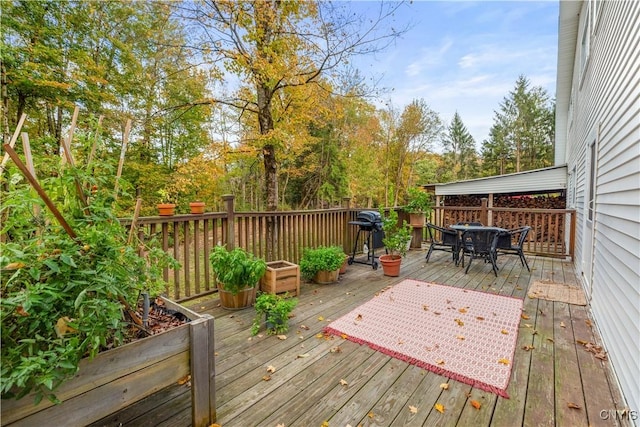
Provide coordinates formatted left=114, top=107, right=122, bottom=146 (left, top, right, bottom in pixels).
left=251, top=292, right=298, bottom=335
left=379, top=209, right=413, bottom=276
left=405, top=187, right=433, bottom=227
left=209, top=246, right=267, bottom=309
left=299, top=245, right=345, bottom=284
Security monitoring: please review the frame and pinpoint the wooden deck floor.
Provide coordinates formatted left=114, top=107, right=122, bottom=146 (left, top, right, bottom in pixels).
left=92, top=248, right=630, bottom=427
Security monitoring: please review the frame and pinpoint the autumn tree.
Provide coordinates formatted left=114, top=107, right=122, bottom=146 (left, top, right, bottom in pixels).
left=180, top=0, right=404, bottom=256
left=379, top=99, right=443, bottom=206
left=441, top=112, right=479, bottom=181
left=481, top=75, right=555, bottom=175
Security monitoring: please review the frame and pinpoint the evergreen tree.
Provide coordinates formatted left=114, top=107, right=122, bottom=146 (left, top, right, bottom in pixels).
left=481, top=75, right=555, bottom=175
left=442, top=112, right=479, bottom=181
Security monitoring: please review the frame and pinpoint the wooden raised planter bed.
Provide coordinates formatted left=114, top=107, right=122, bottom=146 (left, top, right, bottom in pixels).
left=260, top=260, right=300, bottom=296
left=1, top=298, right=216, bottom=427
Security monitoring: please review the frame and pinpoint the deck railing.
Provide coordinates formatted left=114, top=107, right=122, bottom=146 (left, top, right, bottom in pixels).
left=122, top=196, right=575, bottom=302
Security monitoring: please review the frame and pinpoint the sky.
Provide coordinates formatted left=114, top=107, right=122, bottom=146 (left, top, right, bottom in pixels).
left=348, top=1, right=559, bottom=149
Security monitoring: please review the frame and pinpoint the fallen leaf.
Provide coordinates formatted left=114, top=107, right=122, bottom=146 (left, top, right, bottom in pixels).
left=521, top=313, right=530, bottom=320
left=547, top=338, right=554, bottom=343
left=476, top=316, right=485, bottom=321
left=422, top=305, right=429, bottom=311
left=397, top=340, right=404, bottom=345
left=501, top=329, right=509, bottom=335
left=456, top=335, right=465, bottom=340
left=4, top=262, right=26, bottom=270
left=330, top=346, right=342, bottom=353
left=433, top=312, right=442, bottom=315
left=576, top=339, right=589, bottom=346
left=277, top=335, right=287, bottom=340
left=498, top=358, right=510, bottom=365
left=262, top=375, right=271, bottom=381
left=300, top=324, right=310, bottom=330
left=315, top=333, right=324, bottom=339
left=524, top=323, right=533, bottom=328
left=277, top=424, right=285, bottom=427
left=454, top=318, right=464, bottom=326
left=434, top=403, right=445, bottom=413
left=585, top=319, right=592, bottom=327
left=458, top=308, right=468, bottom=313
left=567, top=402, right=582, bottom=409
left=436, top=359, right=445, bottom=365
left=440, top=383, right=449, bottom=390
left=267, top=365, right=276, bottom=373
left=560, top=321, right=566, bottom=328
left=340, top=379, right=348, bottom=386
left=409, top=405, right=418, bottom=414
left=177, top=375, right=191, bottom=385
left=356, top=314, right=363, bottom=321
left=321, top=421, right=329, bottom=427
left=16, top=306, right=29, bottom=317
left=55, top=316, right=78, bottom=338
left=522, top=345, right=535, bottom=351
left=318, top=316, right=324, bottom=321
left=297, top=353, right=310, bottom=358
left=368, top=412, right=375, bottom=418
left=470, top=400, right=482, bottom=410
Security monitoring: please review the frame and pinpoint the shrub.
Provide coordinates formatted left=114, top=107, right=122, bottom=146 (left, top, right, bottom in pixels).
left=299, top=245, right=344, bottom=280
left=209, top=246, right=267, bottom=295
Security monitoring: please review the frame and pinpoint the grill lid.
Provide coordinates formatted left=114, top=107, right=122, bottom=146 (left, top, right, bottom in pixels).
left=356, top=210, right=382, bottom=224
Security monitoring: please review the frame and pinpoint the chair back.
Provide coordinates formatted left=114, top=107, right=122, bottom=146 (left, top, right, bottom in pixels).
left=465, top=229, right=499, bottom=254
left=426, top=223, right=457, bottom=246
left=516, top=226, right=531, bottom=248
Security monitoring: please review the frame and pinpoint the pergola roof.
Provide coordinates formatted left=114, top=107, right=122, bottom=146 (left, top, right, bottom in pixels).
left=423, top=165, right=567, bottom=196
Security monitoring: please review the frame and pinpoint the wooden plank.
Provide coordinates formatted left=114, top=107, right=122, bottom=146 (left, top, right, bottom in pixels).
left=422, top=381, right=473, bottom=426
left=113, top=118, right=130, bottom=197
left=554, top=301, right=589, bottom=426
left=1, top=112, right=27, bottom=172
left=190, top=317, right=214, bottom=427
left=389, top=371, right=449, bottom=426
left=9, top=352, right=189, bottom=427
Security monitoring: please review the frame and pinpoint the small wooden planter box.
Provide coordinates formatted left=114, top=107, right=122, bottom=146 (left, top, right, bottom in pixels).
left=1, top=298, right=216, bottom=427
left=260, top=260, right=300, bottom=296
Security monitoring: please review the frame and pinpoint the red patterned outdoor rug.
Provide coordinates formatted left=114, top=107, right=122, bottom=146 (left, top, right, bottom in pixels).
left=324, top=279, right=523, bottom=398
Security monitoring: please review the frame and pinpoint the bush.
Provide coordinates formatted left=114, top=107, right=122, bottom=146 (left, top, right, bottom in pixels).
left=251, top=292, right=298, bottom=335
left=209, top=246, right=267, bottom=295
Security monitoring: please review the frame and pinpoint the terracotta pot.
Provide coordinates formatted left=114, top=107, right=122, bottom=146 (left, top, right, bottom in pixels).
left=189, top=201, right=205, bottom=214
left=157, top=203, right=176, bottom=216
left=409, top=213, right=426, bottom=227
left=379, top=254, right=402, bottom=277
left=217, top=284, right=257, bottom=310
left=339, top=255, right=349, bottom=274
left=313, top=269, right=340, bottom=284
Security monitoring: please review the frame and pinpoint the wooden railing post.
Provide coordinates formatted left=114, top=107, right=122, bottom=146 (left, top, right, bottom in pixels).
left=480, top=198, right=489, bottom=226
left=222, top=195, right=235, bottom=249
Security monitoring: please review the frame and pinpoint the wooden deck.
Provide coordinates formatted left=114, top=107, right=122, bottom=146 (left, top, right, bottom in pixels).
left=92, top=248, right=630, bottom=427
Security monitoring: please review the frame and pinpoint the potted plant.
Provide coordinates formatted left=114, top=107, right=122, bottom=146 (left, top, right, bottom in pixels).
left=189, top=201, right=206, bottom=214
left=209, top=246, right=267, bottom=309
left=405, top=186, right=433, bottom=227
left=157, top=189, right=177, bottom=216
left=379, top=208, right=413, bottom=277
left=251, top=292, right=298, bottom=336
left=299, top=245, right=345, bottom=284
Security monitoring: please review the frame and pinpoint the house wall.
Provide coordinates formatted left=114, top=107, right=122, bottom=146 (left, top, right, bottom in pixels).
left=562, top=0, right=640, bottom=410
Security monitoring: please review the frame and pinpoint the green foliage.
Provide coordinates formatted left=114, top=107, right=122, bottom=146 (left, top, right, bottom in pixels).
left=299, top=246, right=345, bottom=280
left=0, top=165, right=179, bottom=403
left=209, top=246, right=267, bottom=295
left=251, top=292, right=298, bottom=335
left=404, top=187, right=433, bottom=214
left=380, top=209, right=412, bottom=257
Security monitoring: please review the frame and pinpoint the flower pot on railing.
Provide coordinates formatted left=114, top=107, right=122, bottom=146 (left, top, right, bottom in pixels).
left=189, top=201, right=205, bottom=214
left=157, top=203, right=176, bottom=216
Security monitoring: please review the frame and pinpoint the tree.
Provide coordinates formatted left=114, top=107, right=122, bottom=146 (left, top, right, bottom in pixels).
left=481, top=75, right=555, bottom=175
left=181, top=0, right=404, bottom=257
left=442, top=112, right=479, bottom=181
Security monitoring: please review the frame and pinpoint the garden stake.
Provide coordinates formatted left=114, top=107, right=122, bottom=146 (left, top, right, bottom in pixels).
left=113, top=118, right=131, bottom=199
left=59, top=107, right=89, bottom=211
left=86, top=115, right=103, bottom=168
left=0, top=112, right=26, bottom=174
left=20, top=132, right=41, bottom=218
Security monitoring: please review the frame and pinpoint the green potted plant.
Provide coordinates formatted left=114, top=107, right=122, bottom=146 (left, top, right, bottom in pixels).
left=251, top=292, right=298, bottom=336
left=379, top=208, right=413, bottom=277
left=209, top=246, right=267, bottom=309
left=405, top=187, right=433, bottom=226
left=299, top=245, right=345, bottom=284
left=157, top=189, right=177, bottom=216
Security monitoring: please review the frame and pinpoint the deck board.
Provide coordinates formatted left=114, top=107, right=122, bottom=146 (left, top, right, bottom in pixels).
left=91, top=248, right=631, bottom=427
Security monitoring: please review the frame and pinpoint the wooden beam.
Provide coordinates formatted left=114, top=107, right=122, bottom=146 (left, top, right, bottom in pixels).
left=21, top=132, right=41, bottom=217
left=86, top=115, right=103, bottom=168
left=113, top=119, right=131, bottom=198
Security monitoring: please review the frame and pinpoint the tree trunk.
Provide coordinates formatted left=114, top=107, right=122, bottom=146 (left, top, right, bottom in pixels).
left=257, top=82, right=278, bottom=259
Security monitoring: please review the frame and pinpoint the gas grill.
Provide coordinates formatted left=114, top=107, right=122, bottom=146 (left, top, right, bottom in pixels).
left=348, top=210, right=384, bottom=269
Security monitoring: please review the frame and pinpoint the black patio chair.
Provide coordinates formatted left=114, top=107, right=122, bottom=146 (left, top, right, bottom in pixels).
left=425, top=223, right=460, bottom=264
left=456, top=221, right=484, bottom=226
left=460, top=229, right=500, bottom=276
left=496, top=226, right=531, bottom=271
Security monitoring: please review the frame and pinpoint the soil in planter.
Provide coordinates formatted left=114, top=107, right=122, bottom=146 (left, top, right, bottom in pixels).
left=120, top=298, right=190, bottom=344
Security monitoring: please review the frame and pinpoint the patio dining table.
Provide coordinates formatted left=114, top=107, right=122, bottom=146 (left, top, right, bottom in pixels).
left=448, top=225, right=508, bottom=274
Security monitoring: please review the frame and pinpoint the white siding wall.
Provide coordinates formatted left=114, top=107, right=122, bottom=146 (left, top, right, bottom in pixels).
left=565, top=0, right=640, bottom=409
